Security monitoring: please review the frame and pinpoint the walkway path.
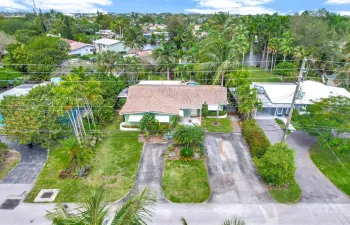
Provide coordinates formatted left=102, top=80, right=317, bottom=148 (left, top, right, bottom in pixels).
left=120, top=143, right=168, bottom=203
left=205, top=133, right=272, bottom=203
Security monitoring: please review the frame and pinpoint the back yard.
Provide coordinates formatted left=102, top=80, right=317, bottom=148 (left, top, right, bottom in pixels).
left=25, top=114, right=143, bottom=202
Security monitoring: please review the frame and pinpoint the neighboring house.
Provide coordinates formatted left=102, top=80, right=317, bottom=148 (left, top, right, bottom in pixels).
left=63, top=39, right=95, bottom=56
left=93, top=38, right=129, bottom=53
left=95, top=30, right=116, bottom=38
left=253, top=80, right=350, bottom=118
left=120, top=84, right=227, bottom=125
left=143, top=32, right=170, bottom=41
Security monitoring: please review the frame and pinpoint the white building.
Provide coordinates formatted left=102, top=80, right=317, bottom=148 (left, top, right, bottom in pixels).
left=64, top=39, right=95, bottom=56
left=93, top=38, right=129, bottom=53
left=95, top=30, right=116, bottom=38
left=253, top=80, right=350, bottom=118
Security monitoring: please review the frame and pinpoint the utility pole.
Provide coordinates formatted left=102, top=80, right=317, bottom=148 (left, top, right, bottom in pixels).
left=32, top=0, right=38, bottom=15
left=282, top=57, right=307, bottom=142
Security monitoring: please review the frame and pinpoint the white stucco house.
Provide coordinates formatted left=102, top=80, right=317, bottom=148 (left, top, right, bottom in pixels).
left=93, top=38, right=129, bottom=53
left=120, top=84, right=227, bottom=126
left=253, top=80, right=350, bottom=118
left=63, top=39, right=95, bottom=56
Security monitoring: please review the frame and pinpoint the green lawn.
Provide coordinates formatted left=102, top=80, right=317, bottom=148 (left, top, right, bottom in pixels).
left=309, top=142, right=350, bottom=196
left=269, top=181, right=302, bottom=204
left=202, top=118, right=233, bottom=133
left=0, top=150, right=20, bottom=181
left=0, top=67, right=22, bottom=80
left=247, top=67, right=281, bottom=82
left=25, top=115, right=143, bottom=203
left=162, top=160, right=210, bottom=203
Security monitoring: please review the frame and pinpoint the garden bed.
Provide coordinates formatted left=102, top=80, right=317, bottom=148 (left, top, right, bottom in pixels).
left=268, top=181, right=302, bottom=204
left=202, top=118, right=233, bottom=133
left=162, top=160, right=210, bottom=203
left=0, top=150, right=20, bottom=181
left=25, top=115, right=143, bottom=202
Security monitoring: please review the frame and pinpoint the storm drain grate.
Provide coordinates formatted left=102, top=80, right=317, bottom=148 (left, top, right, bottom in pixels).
left=0, top=199, right=21, bottom=210
left=41, top=192, right=54, bottom=198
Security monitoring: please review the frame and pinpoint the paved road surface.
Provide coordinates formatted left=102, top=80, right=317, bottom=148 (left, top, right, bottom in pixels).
left=120, top=143, right=168, bottom=203
left=256, top=120, right=350, bottom=204
left=205, top=133, right=272, bottom=204
left=0, top=137, right=47, bottom=184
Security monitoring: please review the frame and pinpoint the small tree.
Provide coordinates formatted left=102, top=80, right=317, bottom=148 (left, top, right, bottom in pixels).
left=254, top=143, right=296, bottom=187
left=0, top=141, right=9, bottom=162
left=202, top=104, right=209, bottom=119
left=173, top=125, right=205, bottom=147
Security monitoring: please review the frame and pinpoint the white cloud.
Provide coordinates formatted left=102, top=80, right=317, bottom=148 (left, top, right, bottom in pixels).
left=333, top=10, right=350, bottom=15
left=0, top=0, right=113, bottom=13
left=325, top=0, right=350, bottom=4
left=185, top=0, right=276, bottom=15
left=1, top=0, right=29, bottom=10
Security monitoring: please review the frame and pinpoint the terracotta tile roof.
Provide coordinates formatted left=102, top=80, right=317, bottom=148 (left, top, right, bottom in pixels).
left=120, top=85, right=227, bottom=115
left=61, top=39, right=93, bottom=51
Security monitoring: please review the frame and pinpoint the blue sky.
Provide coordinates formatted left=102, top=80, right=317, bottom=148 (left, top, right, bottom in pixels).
left=2, top=0, right=350, bottom=15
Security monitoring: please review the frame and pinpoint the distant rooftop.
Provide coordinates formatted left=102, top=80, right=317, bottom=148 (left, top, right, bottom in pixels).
left=93, top=38, right=120, bottom=45
left=0, top=83, right=49, bottom=101
left=138, top=80, right=184, bottom=85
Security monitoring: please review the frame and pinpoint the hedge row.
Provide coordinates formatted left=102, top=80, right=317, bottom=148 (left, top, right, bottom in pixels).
left=242, top=120, right=271, bottom=158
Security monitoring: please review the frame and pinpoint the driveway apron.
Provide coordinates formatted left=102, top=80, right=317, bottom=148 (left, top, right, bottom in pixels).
left=120, top=143, right=168, bottom=203
left=205, top=133, right=272, bottom=204
left=0, top=137, right=47, bottom=184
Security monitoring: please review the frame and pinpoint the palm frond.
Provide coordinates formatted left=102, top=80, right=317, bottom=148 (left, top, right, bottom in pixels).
left=221, top=217, right=246, bottom=225
left=112, top=188, right=158, bottom=225
left=180, top=217, right=188, bottom=225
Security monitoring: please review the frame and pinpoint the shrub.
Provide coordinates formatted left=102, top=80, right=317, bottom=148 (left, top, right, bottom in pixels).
left=206, top=110, right=227, bottom=117
left=140, top=113, right=157, bottom=134
left=180, top=147, right=194, bottom=161
left=202, top=104, right=208, bottom=118
left=254, top=143, right=296, bottom=186
left=0, top=141, right=9, bottom=162
left=170, top=115, right=180, bottom=128
left=173, top=125, right=205, bottom=148
left=242, top=120, right=271, bottom=158
left=273, top=62, right=298, bottom=77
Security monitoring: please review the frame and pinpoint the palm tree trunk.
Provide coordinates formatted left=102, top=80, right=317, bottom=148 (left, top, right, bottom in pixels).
left=283, top=55, right=286, bottom=62
left=167, top=67, right=170, bottom=80
left=270, top=54, right=274, bottom=73
left=216, top=71, right=225, bottom=123
left=274, top=55, right=277, bottom=69
left=249, top=38, right=254, bottom=66
left=260, top=41, right=267, bottom=69
left=242, top=52, right=245, bottom=66
left=265, top=53, right=269, bottom=71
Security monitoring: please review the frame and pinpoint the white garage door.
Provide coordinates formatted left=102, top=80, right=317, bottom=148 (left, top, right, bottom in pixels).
left=128, top=115, right=143, bottom=122
left=155, top=115, right=170, bottom=123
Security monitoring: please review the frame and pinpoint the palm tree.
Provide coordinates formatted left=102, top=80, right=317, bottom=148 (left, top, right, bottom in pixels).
left=293, top=46, right=306, bottom=61
left=97, top=51, right=122, bottom=75
left=152, top=42, right=177, bottom=80
left=198, top=33, right=238, bottom=122
left=268, top=37, right=280, bottom=72
left=123, top=26, right=147, bottom=52
left=181, top=216, right=245, bottom=225
left=47, top=187, right=158, bottom=225
left=58, top=138, right=91, bottom=174
left=280, top=31, right=293, bottom=62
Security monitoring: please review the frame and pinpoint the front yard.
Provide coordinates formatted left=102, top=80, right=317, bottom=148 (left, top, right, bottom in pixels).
left=25, top=115, right=143, bottom=202
left=310, top=142, right=350, bottom=196
left=162, top=160, right=210, bottom=203
left=0, top=150, right=20, bottom=181
left=202, top=118, right=233, bottom=133
left=268, top=181, right=302, bottom=204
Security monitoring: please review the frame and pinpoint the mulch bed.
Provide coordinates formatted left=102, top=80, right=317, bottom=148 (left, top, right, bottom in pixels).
left=211, top=122, right=222, bottom=127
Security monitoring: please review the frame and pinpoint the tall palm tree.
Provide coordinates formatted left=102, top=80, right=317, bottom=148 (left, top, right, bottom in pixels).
left=280, top=31, right=293, bottom=62
left=268, top=37, right=280, bottom=72
left=123, top=26, right=147, bottom=52
left=198, top=33, right=238, bottom=122
left=97, top=51, right=122, bottom=75
left=47, top=187, right=158, bottom=225
left=152, top=42, right=177, bottom=80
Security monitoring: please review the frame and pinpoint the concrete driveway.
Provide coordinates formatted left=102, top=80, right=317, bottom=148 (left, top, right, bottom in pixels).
left=0, top=137, right=47, bottom=184
left=256, top=120, right=350, bottom=204
left=205, top=133, right=272, bottom=204
left=120, top=143, right=168, bottom=203
left=286, top=131, right=350, bottom=204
